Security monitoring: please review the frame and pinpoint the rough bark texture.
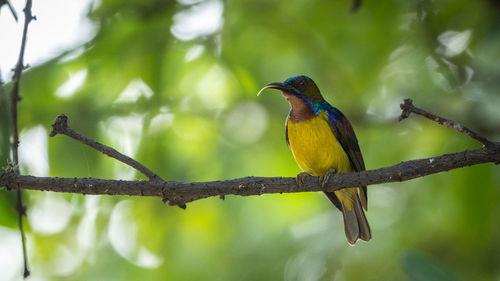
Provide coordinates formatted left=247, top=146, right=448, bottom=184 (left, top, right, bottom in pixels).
left=1, top=143, right=498, bottom=205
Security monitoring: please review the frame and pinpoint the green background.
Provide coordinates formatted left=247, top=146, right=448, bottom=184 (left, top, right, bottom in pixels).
left=1, top=0, right=500, bottom=280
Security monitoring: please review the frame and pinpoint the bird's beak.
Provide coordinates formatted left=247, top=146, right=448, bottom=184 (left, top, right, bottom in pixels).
left=257, top=82, right=290, bottom=96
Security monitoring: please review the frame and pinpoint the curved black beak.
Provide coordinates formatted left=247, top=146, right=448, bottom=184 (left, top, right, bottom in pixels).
left=257, top=82, right=294, bottom=96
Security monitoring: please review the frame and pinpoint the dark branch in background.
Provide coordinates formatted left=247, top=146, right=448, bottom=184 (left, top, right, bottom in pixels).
left=0, top=0, right=18, bottom=21
left=399, top=98, right=495, bottom=148
left=48, top=114, right=186, bottom=207
left=49, top=114, right=165, bottom=184
left=0, top=99, right=498, bottom=205
left=7, top=0, right=35, bottom=278
left=350, top=0, right=362, bottom=13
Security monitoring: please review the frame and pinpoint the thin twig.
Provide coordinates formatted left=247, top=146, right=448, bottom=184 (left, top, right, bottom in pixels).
left=6, top=0, right=18, bottom=21
left=7, top=0, right=35, bottom=278
left=0, top=144, right=499, bottom=203
left=0, top=0, right=18, bottom=21
left=47, top=114, right=184, bottom=207
left=49, top=114, right=165, bottom=184
left=399, top=98, right=494, bottom=147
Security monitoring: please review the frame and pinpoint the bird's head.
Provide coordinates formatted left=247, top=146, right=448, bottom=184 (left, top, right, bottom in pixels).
left=257, top=75, right=325, bottom=105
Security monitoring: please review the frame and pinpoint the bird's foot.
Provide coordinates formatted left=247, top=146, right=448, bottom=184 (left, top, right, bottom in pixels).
left=296, top=172, right=311, bottom=190
left=320, top=168, right=337, bottom=188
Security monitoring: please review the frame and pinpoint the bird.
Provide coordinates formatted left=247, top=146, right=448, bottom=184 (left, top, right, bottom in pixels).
left=258, top=75, right=371, bottom=244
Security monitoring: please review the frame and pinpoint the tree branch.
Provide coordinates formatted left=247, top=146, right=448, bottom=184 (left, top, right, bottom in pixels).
left=49, top=114, right=165, bottom=184
left=0, top=144, right=498, bottom=203
left=7, top=0, right=35, bottom=278
left=399, top=98, right=494, bottom=148
left=0, top=0, right=18, bottom=22
left=0, top=99, right=498, bottom=207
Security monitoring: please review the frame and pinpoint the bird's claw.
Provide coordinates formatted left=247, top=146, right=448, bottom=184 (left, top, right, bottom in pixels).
left=320, top=168, right=337, bottom=188
left=296, top=172, right=311, bottom=189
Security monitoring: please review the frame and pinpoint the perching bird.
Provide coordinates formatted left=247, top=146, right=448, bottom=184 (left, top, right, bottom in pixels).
left=258, top=75, right=371, bottom=244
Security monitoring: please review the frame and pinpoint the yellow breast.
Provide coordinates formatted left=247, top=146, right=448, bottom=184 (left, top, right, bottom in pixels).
left=287, top=112, right=353, bottom=176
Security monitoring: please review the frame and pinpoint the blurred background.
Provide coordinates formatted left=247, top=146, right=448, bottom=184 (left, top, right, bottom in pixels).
left=1, top=0, right=500, bottom=280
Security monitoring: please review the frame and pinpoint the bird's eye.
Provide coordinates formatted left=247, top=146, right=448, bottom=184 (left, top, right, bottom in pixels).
left=299, top=80, right=305, bottom=86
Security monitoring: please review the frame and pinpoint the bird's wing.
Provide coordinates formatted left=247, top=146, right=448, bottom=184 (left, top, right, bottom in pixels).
left=323, top=103, right=368, bottom=210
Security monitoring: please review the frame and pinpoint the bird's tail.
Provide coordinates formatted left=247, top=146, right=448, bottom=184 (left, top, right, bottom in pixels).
left=325, top=189, right=371, bottom=245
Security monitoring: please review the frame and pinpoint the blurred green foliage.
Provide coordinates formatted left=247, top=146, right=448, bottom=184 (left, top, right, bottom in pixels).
left=1, top=0, right=500, bottom=280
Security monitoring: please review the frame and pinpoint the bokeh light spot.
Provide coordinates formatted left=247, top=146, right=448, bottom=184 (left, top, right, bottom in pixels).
left=224, top=101, right=268, bottom=144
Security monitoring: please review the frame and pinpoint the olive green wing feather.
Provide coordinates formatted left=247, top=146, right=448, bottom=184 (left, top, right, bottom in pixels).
left=324, top=104, right=368, bottom=210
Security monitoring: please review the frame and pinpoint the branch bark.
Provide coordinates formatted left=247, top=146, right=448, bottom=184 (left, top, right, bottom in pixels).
left=49, top=114, right=165, bottom=184
left=0, top=99, right=498, bottom=207
left=399, top=98, right=494, bottom=147
left=7, top=0, right=35, bottom=278
left=0, top=144, right=498, bottom=203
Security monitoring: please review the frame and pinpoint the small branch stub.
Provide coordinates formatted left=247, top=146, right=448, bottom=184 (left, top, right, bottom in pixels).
left=49, top=114, right=68, bottom=137
left=398, top=98, right=413, bottom=122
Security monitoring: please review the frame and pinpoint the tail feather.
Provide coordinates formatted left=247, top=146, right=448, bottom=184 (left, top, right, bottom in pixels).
left=342, top=205, right=360, bottom=244
left=326, top=191, right=371, bottom=244
left=353, top=193, right=371, bottom=242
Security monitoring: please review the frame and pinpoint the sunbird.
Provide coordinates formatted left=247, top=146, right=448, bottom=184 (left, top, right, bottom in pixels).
left=258, top=75, right=371, bottom=244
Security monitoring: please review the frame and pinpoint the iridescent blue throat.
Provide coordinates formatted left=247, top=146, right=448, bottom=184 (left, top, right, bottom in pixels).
left=311, top=101, right=330, bottom=115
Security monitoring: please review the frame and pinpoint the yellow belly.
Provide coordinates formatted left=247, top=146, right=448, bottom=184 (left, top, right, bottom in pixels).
left=287, top=112, right=357, bottom=210
left=287, top=112, right=353, bottom=176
